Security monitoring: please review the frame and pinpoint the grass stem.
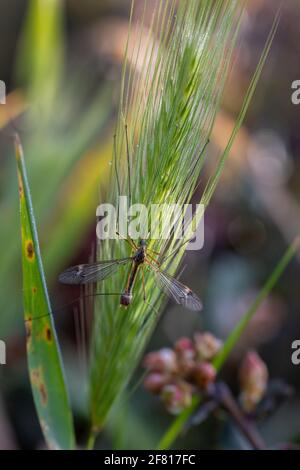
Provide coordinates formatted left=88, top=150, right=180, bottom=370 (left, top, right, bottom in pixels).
left=86, top=430, right=96, bottom=450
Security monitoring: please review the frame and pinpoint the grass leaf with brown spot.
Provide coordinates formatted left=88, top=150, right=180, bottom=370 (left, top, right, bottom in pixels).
left=15, top=135, right=75, bottom=450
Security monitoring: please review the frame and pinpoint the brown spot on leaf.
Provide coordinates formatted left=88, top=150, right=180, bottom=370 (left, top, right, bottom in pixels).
left=45, top=327, right=52, bottom=342
left=32, top=286, right=37, bottom=294
left=39, top=383, right=48, bottom=405
left=31, top=368, right=48, bottom=405
left=25, top=316, right=32, bottom=346
left=31, top=368, right=40, bottom=383
left=26, top=240, right=34, bottom=260
left=17, top=173, right=24, bottom=199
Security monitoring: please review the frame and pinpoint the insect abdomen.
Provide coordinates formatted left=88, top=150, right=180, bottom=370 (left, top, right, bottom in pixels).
left=120, top=292, right=133, bottom=306
left=120, top=262, right=139, bottom=307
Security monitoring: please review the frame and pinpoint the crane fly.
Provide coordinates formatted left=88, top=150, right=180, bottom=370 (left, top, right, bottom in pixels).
left=59, top=127, right=208, bottom=312
left=58, top=238, right=202, bottom=312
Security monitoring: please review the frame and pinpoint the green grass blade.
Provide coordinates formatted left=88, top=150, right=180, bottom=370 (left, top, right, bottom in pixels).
left=16, top=0, right=64, bottom=102
left=157, top=396, right=200, bottom=450
left=15, top=135, right=75, bottom=450
left=157, top=238, right=299, bottom=449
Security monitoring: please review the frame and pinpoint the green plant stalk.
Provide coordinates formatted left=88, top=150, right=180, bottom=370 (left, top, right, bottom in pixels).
left=157, top=238, right=299, bottom=450
left=213, top=238, right=300, bottom=370
left=15, top=135, right=75, bottom=449
left=86, top=430, right=97, bottom=451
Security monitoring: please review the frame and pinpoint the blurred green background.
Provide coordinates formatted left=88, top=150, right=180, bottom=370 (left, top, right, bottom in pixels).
left=0, top=0, right=299, bottom=449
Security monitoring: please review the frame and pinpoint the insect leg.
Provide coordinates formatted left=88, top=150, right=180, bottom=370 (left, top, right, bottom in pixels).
left=27, top=292, right=124, bottom=323
left=116, top=231, right=137, bottom=251
left=141, top=265, right=146, bottom=302
left=146, top=253, right=161, bottom=267
left=147, top=248, right=160, bottom=256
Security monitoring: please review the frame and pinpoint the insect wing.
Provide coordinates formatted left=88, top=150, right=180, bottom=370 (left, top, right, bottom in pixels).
left=151, top=266, right=202, bottom=311
left=59, top=257, right=133, bottom=285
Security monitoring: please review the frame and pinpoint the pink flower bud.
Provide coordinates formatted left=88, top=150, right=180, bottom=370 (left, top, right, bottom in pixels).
left=239, top=351, right=268, bottom=412
left=143, top=373, right=169, bottom=394
left=175, top=337, right=196, bottom=376
left=193, top=362, right=217, bottom=389
left=144, top=348, right=178, bottom=374
left=175, top=337, right=195, bottom=357
left=161, top=382, right=193, bottom=415
left=194, top=332, right=223, bottom=361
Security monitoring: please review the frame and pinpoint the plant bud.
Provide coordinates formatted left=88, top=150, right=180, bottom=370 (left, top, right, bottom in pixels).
left=193, top=362, right=217, bottom=389
left=239, top=351, right=268, bottom=412
left=194, top=332, right=223, bottom=361
left=143, top=373, right=169, bottom=394
left=175, top=337, right=195, bottom=357
left=161, top=382, right=193, bottom=415
left=144, top=348, right=178, bottom=373
left=175, top=337, right=196, bottom=376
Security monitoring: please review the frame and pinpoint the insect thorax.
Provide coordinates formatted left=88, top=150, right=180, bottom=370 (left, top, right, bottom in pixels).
left=134, top=248, right=146, bottom=265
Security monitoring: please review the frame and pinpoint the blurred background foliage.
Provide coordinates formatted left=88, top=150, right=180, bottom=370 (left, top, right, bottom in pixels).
left=0, top=0, right=299, bottom=449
